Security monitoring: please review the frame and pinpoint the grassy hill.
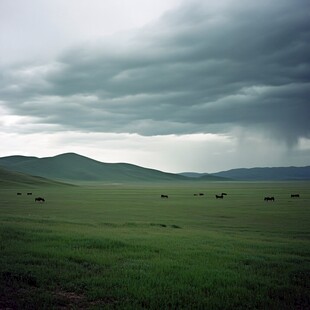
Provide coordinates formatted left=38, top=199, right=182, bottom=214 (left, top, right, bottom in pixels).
left=2, top=153, right=307, bottom=182
left=213, top=166, right=310, bottom=181
left=0, top=153, right=191, bottom=183
left=0, top=167, right=72, bottom=188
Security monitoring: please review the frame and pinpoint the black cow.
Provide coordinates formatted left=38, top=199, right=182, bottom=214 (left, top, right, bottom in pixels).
left=264, top=197, right=275, bottom=202
left=161, top=195, right=168, bottom=198
left=27, top=193, right=32, bottom=196
left=35, top=197, right=45, bottom=203
left=215, top=194, right=224, bottom=199
left=221, top=193, right=227, bottom=196
left=291, top=194, right=300, bottom=198
left=17, top=192, right=22, bottom=195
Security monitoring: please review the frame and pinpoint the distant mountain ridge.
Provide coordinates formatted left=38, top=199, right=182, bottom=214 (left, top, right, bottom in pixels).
left=182, top=167, right=310, bottom=181
left=212, top=166, right=310, bottom=181
left=0, top=153, right=309, bottom=182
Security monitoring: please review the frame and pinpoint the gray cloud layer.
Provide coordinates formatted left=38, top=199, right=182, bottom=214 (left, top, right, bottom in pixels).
left=1, top=0, right=310, bottom=145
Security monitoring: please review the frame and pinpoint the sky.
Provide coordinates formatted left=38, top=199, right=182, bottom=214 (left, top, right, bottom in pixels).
left=0, top=0, right=309, bottom=173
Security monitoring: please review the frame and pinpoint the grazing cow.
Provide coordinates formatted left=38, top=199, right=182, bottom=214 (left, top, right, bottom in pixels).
left=221, top=193, right=227, bottom=196
left=291, top=194, right=300, bottom=198
left=35, top=197, right=45, bottom=203
left=27, top=193, right=32, bottom=196
left=17, top=192, right=22, bottom=195
left=264, top=197, right=275, bottom=202
left=215, top=194, right=224, bottom=199
left=199, top=193, right=204, bottom=196
left=161, top=194, right=168, bottom=198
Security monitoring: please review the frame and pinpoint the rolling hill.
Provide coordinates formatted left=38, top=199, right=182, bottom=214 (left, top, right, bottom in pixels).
left=212, top=166, right=310, bottom=181
left=0, top=166, right=72, bottom=188
left=1, top=153, right=308, bottom=182
left=0, top=153, right=193, bottom=183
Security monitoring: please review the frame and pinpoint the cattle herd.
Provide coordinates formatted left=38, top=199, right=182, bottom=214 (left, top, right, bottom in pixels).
left=16, top=192, right=45, bottom=203
left=160, top=192, right=301, bottom=201
left=15, top=191, right=301, bottom=204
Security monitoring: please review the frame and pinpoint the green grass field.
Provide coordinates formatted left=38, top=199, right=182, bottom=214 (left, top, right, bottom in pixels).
left=0, top=182, right=309, bottom=309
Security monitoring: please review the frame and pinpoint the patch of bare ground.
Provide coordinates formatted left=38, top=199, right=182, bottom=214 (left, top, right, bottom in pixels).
left=55, top=290, right=119, bottom=309
left=0, top=286, right=19, bottom=309
left=55, top=291, right=86, bottom=308
left=0, top=287, right=119, bottom=309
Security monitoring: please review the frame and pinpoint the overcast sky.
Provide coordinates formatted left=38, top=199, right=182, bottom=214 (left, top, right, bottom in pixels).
left=0, top=0, right=309, bottom=173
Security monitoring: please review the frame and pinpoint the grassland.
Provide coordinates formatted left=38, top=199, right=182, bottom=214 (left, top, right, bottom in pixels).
left=0, top=167, right=73, bottom=188
left=0, top=182, right=309, bottom=309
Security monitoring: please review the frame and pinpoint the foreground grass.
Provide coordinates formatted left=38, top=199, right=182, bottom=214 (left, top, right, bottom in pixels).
left=0, top=182, right=309, bottom=309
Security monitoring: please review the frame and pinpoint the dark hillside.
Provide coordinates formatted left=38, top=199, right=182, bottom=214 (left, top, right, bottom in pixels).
left=0, top=155, right=38, bottom=166
left=213, top=166, right=310, bottom=181
left=2, top=153, right=308, bottom=182
left=0, top=153, right=190, bottom=182
left=0, top=167, right=72, bottom=188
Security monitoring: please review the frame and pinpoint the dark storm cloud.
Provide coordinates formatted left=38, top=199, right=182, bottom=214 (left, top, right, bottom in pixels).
left=1, top=0, right=310, bottom=143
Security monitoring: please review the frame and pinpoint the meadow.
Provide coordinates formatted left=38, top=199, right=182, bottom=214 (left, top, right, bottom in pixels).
left=0, top=182, right=309, bottom=309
